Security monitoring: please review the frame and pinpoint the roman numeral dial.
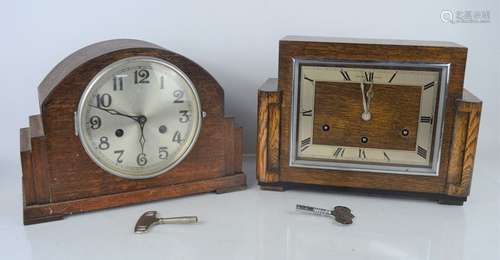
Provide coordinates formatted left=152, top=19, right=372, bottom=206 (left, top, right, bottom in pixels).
left=295, top=62, right=443, bottom=172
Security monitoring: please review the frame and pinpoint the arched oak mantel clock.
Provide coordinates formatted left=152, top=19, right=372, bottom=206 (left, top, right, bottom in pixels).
left=20, top=39, right=246, bottom=224
left=257, top=36, right=482, bottom=205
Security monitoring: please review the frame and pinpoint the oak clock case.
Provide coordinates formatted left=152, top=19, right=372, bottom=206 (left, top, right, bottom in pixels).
left=257, top=36, right=482, bottom=205
left=20, top=39, right=246, bottom=225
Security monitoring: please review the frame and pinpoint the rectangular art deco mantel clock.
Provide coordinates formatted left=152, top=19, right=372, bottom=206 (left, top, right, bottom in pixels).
left=20, top=39, right=246, bottom=224
left=257, top=36, right=482, bottom=205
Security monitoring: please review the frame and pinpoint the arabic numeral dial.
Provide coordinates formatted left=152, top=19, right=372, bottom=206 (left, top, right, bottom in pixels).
left=77, top=57, right=202, bottom=179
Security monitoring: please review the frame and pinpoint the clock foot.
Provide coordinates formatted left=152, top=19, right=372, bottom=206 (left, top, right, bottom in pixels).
left=24, top=213, right=65, bottom=226
left=259, top=184, right=286, bottom=192
left=437, top=197, right=466, bottom=206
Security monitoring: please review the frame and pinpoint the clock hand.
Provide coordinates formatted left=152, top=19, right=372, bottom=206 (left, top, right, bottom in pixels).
left=360, top=80, right=368, bottom=112
left=90, top=105, right=141, bottom=122
left=365, top=82, right=374, bottom=114
left=137, top=116, right=147, bottom=154
left=91, top=104, right=148, bottom=159
left=360, top=77, right=371, bottom=121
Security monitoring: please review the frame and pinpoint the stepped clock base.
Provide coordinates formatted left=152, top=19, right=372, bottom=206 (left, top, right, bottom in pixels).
left=23, top=173, right=246, bottom=225
left=259, top=181, right=466, bottom=205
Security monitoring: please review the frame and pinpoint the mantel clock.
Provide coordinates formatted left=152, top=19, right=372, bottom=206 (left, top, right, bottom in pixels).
left=257, top=36, right=482, bottom=204
left=20, top=39, right=246, bottom=224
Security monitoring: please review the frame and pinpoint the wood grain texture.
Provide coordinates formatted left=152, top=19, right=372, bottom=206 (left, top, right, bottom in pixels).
left=313, top=82, right=421, bottom=150
left=446, top=89, right=482, bottom=197
left=38, top=39, right=163, bottom=106
left=267, top=103, right=281, bottom=171
left=257, top=36, right=480, bottom=203
left=20, top=39, right=246, bottom=224
left=24, top=173, right=246, bottom=225
left=281, top=36, right=466, bottom=48
left=29, top=115, right=50, bottom=204
left=224, top=118, right=236, bottom=175
left=20, top=128, right=36, bottom=206
left=256, top=79, right=281, bottom=183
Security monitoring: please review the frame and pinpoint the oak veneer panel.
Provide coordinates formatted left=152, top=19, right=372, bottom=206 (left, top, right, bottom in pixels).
left=446, top=89, right=482, bottom=197
left=267, top=103, right=281, bottom=171
left=281, top=36, right=465, bottom=48
left=256, top=79, right=281, bottom=183
left=313, top=82, right=421, bottom=150
left=224, top=118, right=235, bottom=175
left=38, top=40, right=163, bottom=106
left=29, top=115, right=51, bottom=204
left=25, top=174, right=246, bottom=225
left=20, top=127, right=36, bottom=206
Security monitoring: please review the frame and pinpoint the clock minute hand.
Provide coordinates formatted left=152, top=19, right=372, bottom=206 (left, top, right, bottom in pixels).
left=137, top=116, right=147, bottom=154
left=360, top=79, right=371, bottom=121
left=90, top=105, right=141, bottom=122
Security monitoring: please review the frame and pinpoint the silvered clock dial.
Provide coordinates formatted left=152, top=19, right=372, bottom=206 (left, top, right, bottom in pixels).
left=290, top=59, right=449, bottom=176
left=76, top=56, right=202, bottom=179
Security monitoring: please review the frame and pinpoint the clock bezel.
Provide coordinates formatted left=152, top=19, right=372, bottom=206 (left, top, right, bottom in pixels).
left=76, top=56, right=203, bottom=179
left=289, top=58, right=450, bottom=176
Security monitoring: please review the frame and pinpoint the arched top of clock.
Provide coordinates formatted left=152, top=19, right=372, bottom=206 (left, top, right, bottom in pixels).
left=37, top=39, right=224, bottom=114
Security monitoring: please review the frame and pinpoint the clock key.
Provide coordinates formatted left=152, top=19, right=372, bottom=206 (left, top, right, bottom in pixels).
left=134, top=211, right=198, bottom=234
left=296, top=204, right=355, bottom=224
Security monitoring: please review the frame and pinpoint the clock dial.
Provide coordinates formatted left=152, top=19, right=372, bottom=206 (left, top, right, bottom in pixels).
left=291, top=60, right=448, bottom=175
left=77, top=57, right=202, bottom=179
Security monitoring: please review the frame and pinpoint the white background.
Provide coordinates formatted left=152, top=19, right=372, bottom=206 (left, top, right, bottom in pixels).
left=1, top=0, right=499, bottom=259
left=1, top=0, right=499, bottom=158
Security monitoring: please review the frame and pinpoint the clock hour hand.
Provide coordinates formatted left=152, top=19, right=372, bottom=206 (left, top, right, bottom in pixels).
left=90, top=105, right=141, bottom=122
left=366, top=82, right=374, bottom=110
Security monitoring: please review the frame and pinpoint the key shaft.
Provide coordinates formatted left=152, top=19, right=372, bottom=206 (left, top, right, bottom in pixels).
left=296, top=204, right=333, bottom=217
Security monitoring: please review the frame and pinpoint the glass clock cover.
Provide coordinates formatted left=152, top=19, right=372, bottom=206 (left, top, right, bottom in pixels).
left=76, top=56, right=202, bottom=179
left=290, top=59, right=449, bottom=176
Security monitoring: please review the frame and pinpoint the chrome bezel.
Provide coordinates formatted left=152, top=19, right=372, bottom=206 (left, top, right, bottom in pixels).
left=289, top=58, right=450, bottom=176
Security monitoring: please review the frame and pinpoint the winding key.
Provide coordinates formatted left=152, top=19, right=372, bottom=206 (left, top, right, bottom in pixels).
left=296, top=204, right=355, bottom=224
